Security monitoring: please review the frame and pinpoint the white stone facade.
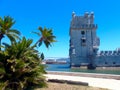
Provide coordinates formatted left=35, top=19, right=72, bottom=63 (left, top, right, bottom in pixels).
left=69, top=12, right=120, bottom=68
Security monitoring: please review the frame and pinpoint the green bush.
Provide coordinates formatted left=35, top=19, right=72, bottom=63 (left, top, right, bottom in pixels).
left=0, top=37, right=47, bottom=90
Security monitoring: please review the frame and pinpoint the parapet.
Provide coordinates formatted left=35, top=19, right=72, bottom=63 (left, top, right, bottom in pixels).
left=99, top=50, right=120, bottom=56
left=84, top=12, right=89, bottom=18
left=89, top=12, right=94, bottom=18
left=70, top=12, right=96, bottom=30
left=72, top=11, right=76, bottom=17
left=84, top=12, right=94, bottom=19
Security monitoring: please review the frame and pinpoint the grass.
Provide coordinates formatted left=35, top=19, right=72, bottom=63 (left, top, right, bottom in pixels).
left=35, top=82, right=109, bottom=90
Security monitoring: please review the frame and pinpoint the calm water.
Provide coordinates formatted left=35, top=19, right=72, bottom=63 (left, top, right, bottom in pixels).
left=45, top=64, right=120, bottom=75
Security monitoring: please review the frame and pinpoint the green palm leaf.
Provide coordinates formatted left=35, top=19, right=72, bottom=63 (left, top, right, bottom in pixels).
left=0, top=16, right=21, bottom=50
left=33, top=26, right=56, bottom=48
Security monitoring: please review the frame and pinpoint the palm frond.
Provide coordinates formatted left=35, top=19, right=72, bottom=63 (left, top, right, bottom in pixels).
left=34, top=26, right=56, bottom=48
left=2, top=42, right=10, bottom=48
left=8, top=29, right=21, bottom=35
left=3, top=16, right=15, bottom=29
left=31, top=31, right=41, bottom=36
left=6, top=34, right=16, bottom=42
left=0, top=16, right=21, bottom=50
left=38, top=27, right=43, bottom=32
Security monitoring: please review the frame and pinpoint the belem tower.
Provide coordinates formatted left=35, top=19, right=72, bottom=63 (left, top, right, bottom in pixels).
left=69, top=12, right=120, bottom=69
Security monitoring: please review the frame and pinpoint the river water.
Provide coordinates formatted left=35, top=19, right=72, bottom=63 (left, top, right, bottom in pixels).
left=45, top=64, right=120, bottom=75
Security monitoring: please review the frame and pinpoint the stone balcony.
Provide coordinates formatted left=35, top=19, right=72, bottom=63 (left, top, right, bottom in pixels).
left=70, top=24, right=97, bottom=30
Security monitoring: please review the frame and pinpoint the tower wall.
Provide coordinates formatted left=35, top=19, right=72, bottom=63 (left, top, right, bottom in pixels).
left=95, top=51, right=120, bottom=67
left=69, top=12, right=99, bottom=67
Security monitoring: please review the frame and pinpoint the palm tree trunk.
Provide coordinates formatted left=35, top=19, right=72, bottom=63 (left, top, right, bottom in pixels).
left=0, top=34, right=4, bottom=51
left=0, top=40, right=1, bottom=51
left=32, top=38, right=42, bottom=48
left=32, top=40, right=40, bottom=48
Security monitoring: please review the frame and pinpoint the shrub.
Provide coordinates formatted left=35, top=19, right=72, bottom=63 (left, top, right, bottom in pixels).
left=0, top=37, right=47, bottom=90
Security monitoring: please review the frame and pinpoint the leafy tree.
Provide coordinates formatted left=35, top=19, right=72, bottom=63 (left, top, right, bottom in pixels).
left=33, top=27, right=56, bottom=48
left=0, top=16, right=20, bottom=50
left=0, top=37, right=46, bottom=90
left=0, top=16, right=56, bottom=90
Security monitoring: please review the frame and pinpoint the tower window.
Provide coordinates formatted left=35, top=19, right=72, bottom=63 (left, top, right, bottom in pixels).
left=81, top=38, right=86, bottom=46
left=81, top=39, right=86, bottom=43
left=81, top=31, right=85, bottom=35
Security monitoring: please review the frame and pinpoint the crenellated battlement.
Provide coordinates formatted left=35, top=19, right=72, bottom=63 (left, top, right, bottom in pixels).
left=71, top=12, right=97, bottom=30
left=72, top=12, right=94, bottom=19
left=98, top=50, right=120, bottom=56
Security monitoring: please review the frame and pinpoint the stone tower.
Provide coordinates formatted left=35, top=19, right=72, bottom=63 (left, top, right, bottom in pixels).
left=69, top=12, right=100, bottom=67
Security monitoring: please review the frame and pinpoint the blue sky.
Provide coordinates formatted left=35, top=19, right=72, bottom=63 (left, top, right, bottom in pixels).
left=0, top=0, right=120, bottom=57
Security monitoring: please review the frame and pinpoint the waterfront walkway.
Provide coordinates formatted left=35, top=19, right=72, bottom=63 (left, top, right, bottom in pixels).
left=45, top=71, right=120, bottom=90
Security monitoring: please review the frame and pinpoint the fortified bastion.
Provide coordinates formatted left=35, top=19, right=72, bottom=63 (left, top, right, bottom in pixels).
left=69, top=12, right=120, bottom=69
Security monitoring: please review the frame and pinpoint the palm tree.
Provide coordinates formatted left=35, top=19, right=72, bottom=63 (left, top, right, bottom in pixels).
left=0, top=16, right=21, bottom=50
left=33, top=27, right=56, bottom=48
left=0, top=37, right=46, bottom=90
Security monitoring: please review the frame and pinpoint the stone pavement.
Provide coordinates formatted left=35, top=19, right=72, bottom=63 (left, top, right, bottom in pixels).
left=44, top=74, right=120, bottom=90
